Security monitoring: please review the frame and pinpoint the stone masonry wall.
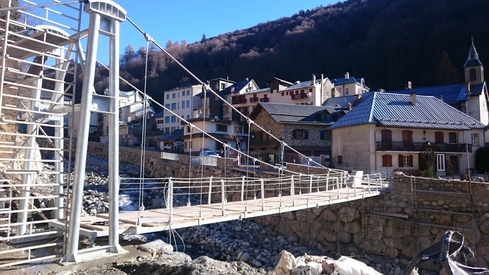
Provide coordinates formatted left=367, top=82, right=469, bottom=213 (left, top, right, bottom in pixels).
left=254, top=174, right=489, bottom=270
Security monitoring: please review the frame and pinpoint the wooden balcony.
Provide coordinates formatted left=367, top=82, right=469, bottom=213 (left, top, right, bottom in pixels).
left=376, top=141, right=472, bottom=153
left=232, top=98, right=247, bottom=104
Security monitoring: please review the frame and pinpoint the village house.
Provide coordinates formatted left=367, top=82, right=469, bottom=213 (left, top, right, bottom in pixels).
left=329, top=92, right=486, bottom=176
left=248, top=102, right=346, bottom=167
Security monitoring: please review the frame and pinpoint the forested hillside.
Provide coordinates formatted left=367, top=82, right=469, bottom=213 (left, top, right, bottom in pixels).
left=94, top=0, right=489, bottom=104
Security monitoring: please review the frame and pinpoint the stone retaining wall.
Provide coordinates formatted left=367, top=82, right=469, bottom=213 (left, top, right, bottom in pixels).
left=255, top=174, right=489, bottom=271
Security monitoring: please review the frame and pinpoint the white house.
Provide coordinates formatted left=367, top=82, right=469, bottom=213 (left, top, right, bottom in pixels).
left=329, top=92, right=486, bottom=176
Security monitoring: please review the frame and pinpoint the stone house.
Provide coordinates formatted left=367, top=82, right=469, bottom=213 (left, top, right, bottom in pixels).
left=248, top=102, right=346, bottom=166
left=329, top=92, right=486, bottom=176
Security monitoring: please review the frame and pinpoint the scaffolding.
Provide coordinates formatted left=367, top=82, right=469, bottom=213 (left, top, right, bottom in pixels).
left=0, top=0, right=126, bottom=268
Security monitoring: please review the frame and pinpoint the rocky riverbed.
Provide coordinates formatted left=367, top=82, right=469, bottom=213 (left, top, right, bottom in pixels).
left=25, top=157, right=423, bottom=274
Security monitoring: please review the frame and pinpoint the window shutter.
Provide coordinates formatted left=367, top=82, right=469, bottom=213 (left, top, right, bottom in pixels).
left=398, top=155, right=404, bottom=167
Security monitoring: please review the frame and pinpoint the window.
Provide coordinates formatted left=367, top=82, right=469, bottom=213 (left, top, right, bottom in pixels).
left=436, top=154, right=446, bottom=171
left=337, top=155, right=343, bottom=164
left=216, top=124, right=227, bottom=132
left=320, top=130, right=331, bottom=141
left=166, top=94, right=169, bottom=100
left=345, top=88, right=349, bottom=95
left=186, top=100, right=190, bottom=108
left=171, top=103, right=177, bottom=110
left=382, top=155, right=393, bottom=167
left=182, top=91, right=185, bottom=96
left=472, top=133, right=479, bottom=146
left=435, top=132, right=444, bottom=143
left=221, top=83, right=226, bottom=90
left=164, top=116, right=170, bottom=123
left=448, top=132, right=457, bottom=143
left=292, top=129, right=309, bottom=140
left=170, top=116, right=176, bottom=123
left=172, top=93, right=176, bottom=98
left=469, top=68, right=476, bottom=82
left=398, top=155, right=413, bottom=167
left=181, top=101, right=185, bottom=108
left=381, top=129, right=392, bottom=150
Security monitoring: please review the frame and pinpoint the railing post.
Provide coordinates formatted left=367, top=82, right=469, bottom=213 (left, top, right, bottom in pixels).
left=325, top=175, right=328, bottom=192
left=221, top=179, right=226, bottom=216
left=309, top=175, right=313, bottom=194
left=366, top=174, right=371, bottom=195
left=241, top=176, right=245, bottom=201
left=291, top=175, right=295, bottom=206
left=260, top=178, right=265, bottom=211
left=336, top=177, right=340, bottom=199
left=208, top=176, right=213, bottom=205
left=168, top=177, right=173, bottom=225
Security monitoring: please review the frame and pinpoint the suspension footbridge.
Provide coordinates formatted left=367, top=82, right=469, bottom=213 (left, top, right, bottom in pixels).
left=0, top=0, right=388, bottom=268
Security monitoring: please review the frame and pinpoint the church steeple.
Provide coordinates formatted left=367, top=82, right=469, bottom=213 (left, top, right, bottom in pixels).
left=464, top=37, right=484, bottom=84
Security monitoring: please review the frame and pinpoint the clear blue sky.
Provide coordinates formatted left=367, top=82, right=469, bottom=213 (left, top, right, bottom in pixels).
left=110, top=1, right=339, bottom=55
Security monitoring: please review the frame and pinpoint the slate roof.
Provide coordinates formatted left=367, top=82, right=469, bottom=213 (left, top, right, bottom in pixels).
left=329, top=92, right=486, bottom=130
left=388, top=82, right=486, bottom=105
left=249, top=103, right=331, bottom=125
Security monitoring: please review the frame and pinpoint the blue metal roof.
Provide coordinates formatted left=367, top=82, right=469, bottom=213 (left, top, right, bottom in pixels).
left=389, top=82, right=486, bottom=105
left=330, top=92, right=486, bottom=130
left=388, top=84, right=463, bottom=105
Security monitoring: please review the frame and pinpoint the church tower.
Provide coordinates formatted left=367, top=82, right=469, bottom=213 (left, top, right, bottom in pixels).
left=464, top=38, right=484, bottom=85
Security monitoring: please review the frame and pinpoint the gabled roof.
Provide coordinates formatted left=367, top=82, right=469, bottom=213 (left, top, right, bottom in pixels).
left=221, top=79, right=259, bottom=95
left=249, top=102, right=332, bottom=125
left=388, top=82, right=486, bottom=105
left=270, top=77, right=294, bottom=86
left=330, top=92, right=486, bottom=130
left=283, top=80, right=317, bottom=91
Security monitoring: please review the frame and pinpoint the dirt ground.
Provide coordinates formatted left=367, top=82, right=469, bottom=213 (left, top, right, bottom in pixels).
left=0, top=240, right=270, bottom=275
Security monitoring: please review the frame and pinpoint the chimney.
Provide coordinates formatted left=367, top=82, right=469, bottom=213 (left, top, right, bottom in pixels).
left=311, top=74, right=316, bottom=85
left=407, top=81, right=412, bottom=90
left=410, top=92, right=417, bottom=105
left=345, top=72, right=349, bottom=79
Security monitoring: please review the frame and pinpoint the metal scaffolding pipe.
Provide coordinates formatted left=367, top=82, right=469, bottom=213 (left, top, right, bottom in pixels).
left=63, top=11, right=100, bottom=263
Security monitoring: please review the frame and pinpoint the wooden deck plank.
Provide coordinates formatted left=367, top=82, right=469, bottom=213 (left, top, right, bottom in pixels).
left=83, top=186, right=385, bottom=234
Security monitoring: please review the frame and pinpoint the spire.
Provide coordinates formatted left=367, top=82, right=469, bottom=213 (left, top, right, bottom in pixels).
left=464, top=37, right=483, bottom=68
